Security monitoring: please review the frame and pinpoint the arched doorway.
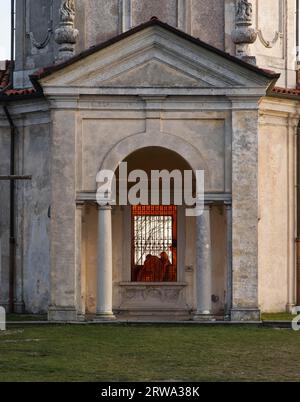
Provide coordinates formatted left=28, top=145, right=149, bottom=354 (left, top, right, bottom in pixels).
left=119, top=146, right=195, bottom=289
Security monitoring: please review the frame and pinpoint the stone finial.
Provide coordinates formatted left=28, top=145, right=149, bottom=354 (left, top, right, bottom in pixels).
left=55, top=0, right=79, bottom=61
left=236, top=0, right=253, bottom=23
left=232, top=0, right=257, bottom=65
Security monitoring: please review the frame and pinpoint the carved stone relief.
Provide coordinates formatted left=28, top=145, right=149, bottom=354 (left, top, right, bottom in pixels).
left=255, top=0, right=284, bottom=49
left=55, top=0, right=79, bottom=60
left=119, top=284, right=187, bottom=308
left=26, top=0, right=54, bottom=51
left=232, top=0, right=257, bottom=64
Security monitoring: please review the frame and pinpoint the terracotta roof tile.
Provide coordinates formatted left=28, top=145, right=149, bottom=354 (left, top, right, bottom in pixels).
left=3, top=88, right=36, bottom=96
left=272, top=86, right=300, bottom=96
left=0, top=60, right=11, bottom=89
left=0, top=59, right=38, bottom=99
left=3, top=18, right=300, bottom=101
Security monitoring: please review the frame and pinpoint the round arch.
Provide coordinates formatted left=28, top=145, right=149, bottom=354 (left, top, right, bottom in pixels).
left=99, top=131, right=211, bottom=186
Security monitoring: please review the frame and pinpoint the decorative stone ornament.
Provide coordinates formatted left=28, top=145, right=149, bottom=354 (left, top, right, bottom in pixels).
left=55, top=0, right=78, bottom=61
left=232, top=0, right=257, bottom=65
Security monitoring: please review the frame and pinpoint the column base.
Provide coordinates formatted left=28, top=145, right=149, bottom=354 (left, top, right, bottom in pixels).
left=231, top=308, right=261, bottom=322
left=193, top=311, right=215, bottom=321
left=94, top=312, right=116, bottom=322
left=48, top=306, right=78, bottom=322
left=286, top=303, right=296, bottom=313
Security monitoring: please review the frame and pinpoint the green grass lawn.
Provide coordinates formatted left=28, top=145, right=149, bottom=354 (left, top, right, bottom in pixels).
left=0, top=324, right=300, bottom=382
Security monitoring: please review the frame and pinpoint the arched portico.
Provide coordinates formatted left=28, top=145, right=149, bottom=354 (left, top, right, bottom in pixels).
left=91, top=143, right=229, bottom=321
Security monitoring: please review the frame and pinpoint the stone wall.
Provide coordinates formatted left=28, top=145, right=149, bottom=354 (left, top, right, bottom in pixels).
left=83, top=0, right=225, bottom=50
left=21, top=122, right=51, bottom=313
left=258, top=97, right=298, bottom=312
left=0, top=123, right=11, bottom=309
left=15, top=0, right=226, bottom=87
left=0, top=102, right=51, bottom=314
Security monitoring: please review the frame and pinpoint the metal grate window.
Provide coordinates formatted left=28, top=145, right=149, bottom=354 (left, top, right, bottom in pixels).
left=131, top=206, right=177, bottom=282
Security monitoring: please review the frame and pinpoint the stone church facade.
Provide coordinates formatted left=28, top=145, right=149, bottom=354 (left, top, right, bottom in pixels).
left=0, top=0, right=299, bottom=321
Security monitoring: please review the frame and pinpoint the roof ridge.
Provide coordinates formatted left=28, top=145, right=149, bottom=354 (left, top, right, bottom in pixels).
left=30, top=17, right=280, bottom=84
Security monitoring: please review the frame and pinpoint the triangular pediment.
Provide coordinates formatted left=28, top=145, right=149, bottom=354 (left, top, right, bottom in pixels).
left=98, top=59, right=208, bottom=88
left=35, top=20, right=278, bottom=95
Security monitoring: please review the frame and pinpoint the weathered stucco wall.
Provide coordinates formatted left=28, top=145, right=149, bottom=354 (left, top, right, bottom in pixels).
left=0, top=103, right=51, bottom=314
left=84, top=0, right=225, bottom=50
left=83, top=0, right=225, bottom=50
left=0, top=124, right=11, bottom=309
left=21, top=122, right=51, bottom=313
left=190, top=0, right=225, bottom=49
left=258, top=98, right=298, bottom=312
left=80, top=108, right=229, bottom=194
left=80, top=112, right=229, bottom=192
left=14, top=1, right=297, bottom=89
left=251, top=0, right=296, bottom=88
left=15, top=0, right=226, bottom=87
left=131, top=0, right=178, bottom=27
left=85, top=0, right=120, bottom=46
left=231, top=105, right=260, bottom=321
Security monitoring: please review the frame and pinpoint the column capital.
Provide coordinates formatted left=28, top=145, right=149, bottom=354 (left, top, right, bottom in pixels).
left=203, top=202, right=213, bottom=210
left=224, top=201, right=232, bottom=209
left=97, top=204, right=112, bottom=211
left=229, top=96, right=261, bottom=110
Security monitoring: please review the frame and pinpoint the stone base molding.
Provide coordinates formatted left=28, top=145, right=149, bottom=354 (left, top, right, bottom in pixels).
left=116, top=308, right=191, bottom=321
left=193, top=314, right=215, bottom=322
left=230, top=308, right=261, bottom=322
left=94, top=312, right=116, bottom=322
left=48, top=306, right=78, bottom=322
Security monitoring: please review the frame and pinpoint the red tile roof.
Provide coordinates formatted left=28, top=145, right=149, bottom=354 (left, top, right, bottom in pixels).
left=0, top=60, right=11, bottom=89
left=272, top=86, right=300, bottom=96
left=0, top=60, right=37, bottom=99
left=1, top=17, right=300, bottom=102
left=3, top=87, right=36, bottom=96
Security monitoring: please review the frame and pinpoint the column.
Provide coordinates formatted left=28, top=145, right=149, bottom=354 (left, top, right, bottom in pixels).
left=287, top=118, right=297, bottom=310
left=230, top=99, right=260, bottom=321
left=75, top=202, right=85, bottom=321
left=225, top=202, right=232, bottom=319
left=48, top=108, right=77, bottom=322
left=194, top=204, right=213, bottom=320
left=95, top=205, right=115, bottom=320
